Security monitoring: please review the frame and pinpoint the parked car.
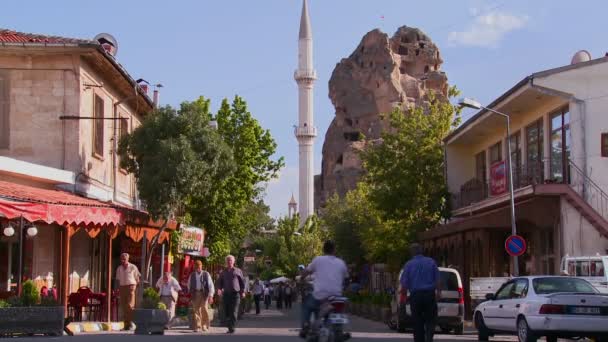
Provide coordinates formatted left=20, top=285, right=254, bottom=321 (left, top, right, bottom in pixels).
left=388, top=267, right=465, bottom=334
left=561, top=255, right=608, bottom=293
left=474, top=276, right=608, bottom=342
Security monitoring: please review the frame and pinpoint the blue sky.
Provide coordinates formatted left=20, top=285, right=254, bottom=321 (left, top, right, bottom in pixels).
left=3, top=0, right=607, bottom=218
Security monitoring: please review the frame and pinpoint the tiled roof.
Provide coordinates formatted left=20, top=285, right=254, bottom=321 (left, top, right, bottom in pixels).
left=0, top=29, right=92, bottom=44
left=0, top=180, right=116, bottom=207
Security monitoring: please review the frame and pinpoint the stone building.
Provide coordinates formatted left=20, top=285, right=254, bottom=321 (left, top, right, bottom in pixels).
left=0, top=29, right=175, bottom=321
left=315, top=26, right=448, bottom=209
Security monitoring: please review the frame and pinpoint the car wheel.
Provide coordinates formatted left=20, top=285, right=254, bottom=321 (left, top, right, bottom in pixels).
left=454, top=323, right=464, bottom=335
left=475, top=313, right=490, bottom=341
left=517, top=318, right=537, bottom=342
left=545, top=335, right=557, bottom=342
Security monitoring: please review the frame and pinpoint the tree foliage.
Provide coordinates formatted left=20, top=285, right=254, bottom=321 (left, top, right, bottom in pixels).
left=187, top=96, right=284, bottom=261
left=356, top=87, right=461, bottom=268
left=254, top=215, right=326, bottom=280
left=118, top=103, right=235, bottom=279
left=321, top=88, right=461, bottom=270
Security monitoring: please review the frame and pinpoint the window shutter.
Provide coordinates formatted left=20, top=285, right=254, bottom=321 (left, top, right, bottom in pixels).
left=93, top=95, right=104, bottom=156
left=602, top=133, right=608, bottom=158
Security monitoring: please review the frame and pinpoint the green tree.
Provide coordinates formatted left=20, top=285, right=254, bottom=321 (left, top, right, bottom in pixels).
left=359, top=87, right=461, bottom=269
left=118, top=102, right=235, bottom=280
left=188, top=96, right=284, bottom=261
left=254, top=215, right=326, bottom=279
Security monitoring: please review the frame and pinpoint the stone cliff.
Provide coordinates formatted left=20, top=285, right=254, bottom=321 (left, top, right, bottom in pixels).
left=315, top=26, right=448, bottom=209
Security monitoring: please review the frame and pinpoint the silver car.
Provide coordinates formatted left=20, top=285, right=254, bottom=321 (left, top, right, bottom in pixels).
left=389, top=267, right=465, bottom=334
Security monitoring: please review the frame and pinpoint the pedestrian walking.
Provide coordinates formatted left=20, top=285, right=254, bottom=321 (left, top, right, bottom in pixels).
left=156, top=266, right=181, bottom=327
left=400, top=243, right=441, bottom=342
left=115, top=253, right=140, bottom=331
left=217, top=255, right=245, bottom=334
left=284, top=283, right=293, bottom=309
left=188, top=260, right=215, bottom=332
left=263, top=284, right=271, bottom=309
left=276, top=283, right=284, bottom=309
left=252, top=278, right=264, bottom=314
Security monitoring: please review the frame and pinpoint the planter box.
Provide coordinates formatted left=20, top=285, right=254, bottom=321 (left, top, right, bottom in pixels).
left=0, top=306, right=64, bottom=336
left=133, top=309, right=169, bottom=335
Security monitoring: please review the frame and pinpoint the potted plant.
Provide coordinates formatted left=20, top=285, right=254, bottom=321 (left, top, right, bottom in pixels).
left=0, top=280, right=64, bottom=337
left=132, top=287, right=169, bottom=335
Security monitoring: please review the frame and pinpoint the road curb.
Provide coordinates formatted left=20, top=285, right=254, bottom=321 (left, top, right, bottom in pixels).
left=67, top=322, right=125, bottom=333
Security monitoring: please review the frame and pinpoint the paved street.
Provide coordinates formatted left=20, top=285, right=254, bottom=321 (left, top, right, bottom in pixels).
left=17, top=306, right=517, bottom=342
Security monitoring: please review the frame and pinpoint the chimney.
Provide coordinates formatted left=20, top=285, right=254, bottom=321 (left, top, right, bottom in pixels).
left=153, top=89, right=159, bottom=108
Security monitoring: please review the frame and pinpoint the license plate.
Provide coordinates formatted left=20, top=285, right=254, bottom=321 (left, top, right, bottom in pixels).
left=570, top=306, right=601, bottom=315
left=328, top=314, right=349, bottom=324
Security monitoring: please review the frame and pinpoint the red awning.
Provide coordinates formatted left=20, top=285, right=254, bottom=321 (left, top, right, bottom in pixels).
left=0, top=180, right=177, bottom=232
left=0, top=198, right=123, bottom=226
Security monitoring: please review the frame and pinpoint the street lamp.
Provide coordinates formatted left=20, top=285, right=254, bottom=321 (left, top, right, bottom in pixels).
left=458, top=97, right=519, bottom=276
left=2, top=218, right=38, bottom=294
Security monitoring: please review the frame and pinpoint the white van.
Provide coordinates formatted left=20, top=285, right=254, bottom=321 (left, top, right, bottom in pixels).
left=388, top=267, right=465, bottom=334
left=560, top=255, right=608, bottom=293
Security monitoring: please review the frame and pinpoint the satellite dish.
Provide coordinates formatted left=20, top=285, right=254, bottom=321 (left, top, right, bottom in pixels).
left=571, top=50, right=591, bottom=65
left=94, top=33, right=118, bottom=57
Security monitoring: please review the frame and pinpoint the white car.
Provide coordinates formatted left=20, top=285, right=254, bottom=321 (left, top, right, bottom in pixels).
left=390, top=267, right=465, bottom=334
left=474, top=276, right=608, bottom=342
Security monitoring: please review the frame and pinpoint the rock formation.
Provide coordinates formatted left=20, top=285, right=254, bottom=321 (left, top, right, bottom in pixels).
left=315, top=26, right=448, bottom=209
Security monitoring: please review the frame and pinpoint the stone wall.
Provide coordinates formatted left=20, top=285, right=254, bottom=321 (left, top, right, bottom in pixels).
left=315, top=26, right=448, bottom=208
left=0, top=53, right=80, bottom=170
left=0, top=50, right=143, bottom=206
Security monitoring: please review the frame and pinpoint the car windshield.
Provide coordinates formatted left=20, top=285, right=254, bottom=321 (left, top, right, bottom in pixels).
left=532, top=277, right=598, bottom=294
left=439, top=271, right=459, bottom=291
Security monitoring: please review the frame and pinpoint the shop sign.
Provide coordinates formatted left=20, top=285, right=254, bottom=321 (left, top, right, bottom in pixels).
left=244, top=257, right=255, bottom=262
left=178, top=225, right=205, bottom=256
left=490, top=160, right=507, bottom=196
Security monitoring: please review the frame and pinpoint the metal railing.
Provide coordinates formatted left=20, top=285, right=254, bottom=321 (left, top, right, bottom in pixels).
left=452, top=161, right=544, bottom=210
left=568, top=160, right=608, bottom=222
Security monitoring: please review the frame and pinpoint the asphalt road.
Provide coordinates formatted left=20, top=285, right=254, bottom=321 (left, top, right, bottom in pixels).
left=16, top=306, right=518, bottom=342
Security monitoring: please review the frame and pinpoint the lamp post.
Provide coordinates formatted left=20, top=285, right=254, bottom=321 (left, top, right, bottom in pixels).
left=2, top=216, right=38, bottom=294
left=458, top=98, right=519, bottom=276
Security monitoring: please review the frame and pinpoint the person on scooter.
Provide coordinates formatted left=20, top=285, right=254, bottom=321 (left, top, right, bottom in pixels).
left=299, top=240, right=349, bottom=338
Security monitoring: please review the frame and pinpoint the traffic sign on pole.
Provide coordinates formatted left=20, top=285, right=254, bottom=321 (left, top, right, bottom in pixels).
left=505, top=235, right=526, bottom=257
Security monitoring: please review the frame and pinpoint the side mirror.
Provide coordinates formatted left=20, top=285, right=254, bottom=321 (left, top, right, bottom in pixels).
left=485, top=293, right=495, bottom=301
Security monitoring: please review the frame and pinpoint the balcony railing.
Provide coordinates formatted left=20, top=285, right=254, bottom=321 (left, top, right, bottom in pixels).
left=568, top=160, right=608, bottom=222
left=452, top=161, right=544, bottom=210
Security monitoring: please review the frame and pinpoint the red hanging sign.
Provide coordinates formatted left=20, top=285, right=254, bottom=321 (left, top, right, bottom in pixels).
left=490, top=160, right=507, bottom=196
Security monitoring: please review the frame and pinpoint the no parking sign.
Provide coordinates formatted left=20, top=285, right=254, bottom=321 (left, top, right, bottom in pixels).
left=505, top=235, right=527, bottom=257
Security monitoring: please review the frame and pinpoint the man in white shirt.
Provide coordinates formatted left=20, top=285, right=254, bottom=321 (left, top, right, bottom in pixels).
left=115, top=253, right=141, bottom=331
left=187, top=260, right=215, bottom=332
left=299, top=240, right=348, bottom=337
left=156, top=266, right=181, bottom=323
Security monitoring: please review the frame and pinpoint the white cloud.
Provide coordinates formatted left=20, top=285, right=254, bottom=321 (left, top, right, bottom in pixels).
left=262, top=166, right=299, bottom=219
left=448, top=11, right=528, bottom=47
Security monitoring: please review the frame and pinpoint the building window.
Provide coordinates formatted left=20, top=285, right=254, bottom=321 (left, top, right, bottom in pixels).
left=0, top=74, right=9, bottom=149
left=550, top=107, right=570, bottom=182
left=93, top=95, right=104, bottom=158
left=602, top=133, right=608, bottom=157
left=119, top=117, right=129, bottom=138
left=526, top=119, right=544, bottom=182
left=489, top=141, right=502, bottom=164
left=510, top=132, right=521, bottom=186
left=475, top=151, right=486, bottom=184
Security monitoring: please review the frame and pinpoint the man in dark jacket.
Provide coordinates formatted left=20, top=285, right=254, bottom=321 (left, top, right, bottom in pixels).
left=217, top=255, right=245, bottom=334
